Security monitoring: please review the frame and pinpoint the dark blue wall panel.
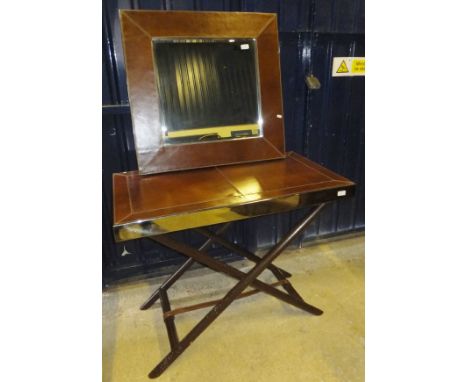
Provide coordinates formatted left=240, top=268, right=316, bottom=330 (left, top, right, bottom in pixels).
left=102, top=0, right=365, bottom=283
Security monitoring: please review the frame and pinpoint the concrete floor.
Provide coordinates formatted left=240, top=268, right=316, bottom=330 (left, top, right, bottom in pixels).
left=103, top=234, right=364, bottom=382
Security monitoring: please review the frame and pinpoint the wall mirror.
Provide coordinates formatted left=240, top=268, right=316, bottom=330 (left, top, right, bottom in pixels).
left=153, top=38, right=262, bottom=145
left=120, top=11, right=286, bottom=174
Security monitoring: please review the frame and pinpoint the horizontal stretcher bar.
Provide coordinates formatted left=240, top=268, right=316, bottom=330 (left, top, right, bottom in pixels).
left=163, top=279, right=288, bottom=319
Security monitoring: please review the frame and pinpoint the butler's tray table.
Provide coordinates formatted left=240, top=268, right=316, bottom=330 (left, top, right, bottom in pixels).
left=113, top=151, right=355, bottom=378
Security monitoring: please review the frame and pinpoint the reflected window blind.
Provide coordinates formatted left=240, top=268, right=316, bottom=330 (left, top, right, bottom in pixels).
left=153, top=39, right=260, bottom=132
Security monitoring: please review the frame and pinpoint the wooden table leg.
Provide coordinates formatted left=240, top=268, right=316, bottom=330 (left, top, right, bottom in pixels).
left=151, top=236, right=322, bottom=315
left=159, top=289, right=179, bottom=350
left=140, top=223, right=231, bottom=310
left=195, top=228, right=302, bottom=300
left=195, top=227, right=292, bottom=278
left=148, top=203, right=326, bottom=378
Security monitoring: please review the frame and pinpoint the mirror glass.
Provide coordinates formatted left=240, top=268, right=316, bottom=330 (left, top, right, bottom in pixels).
left=152, top=38, right=263, bottom=145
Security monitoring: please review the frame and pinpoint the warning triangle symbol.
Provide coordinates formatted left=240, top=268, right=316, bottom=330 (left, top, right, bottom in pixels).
left=337, top=60, right=349, bottom=73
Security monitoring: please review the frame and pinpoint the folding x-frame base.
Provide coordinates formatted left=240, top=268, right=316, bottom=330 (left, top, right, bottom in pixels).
left=141, top=203, right=327, bottom=378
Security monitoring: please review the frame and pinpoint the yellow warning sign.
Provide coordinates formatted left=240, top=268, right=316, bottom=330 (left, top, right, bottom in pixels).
left=336, top=60, right=349, bottom=73
left=352, top=59, right=365, bottom=74
left=332, top=57, right=365, bottom=77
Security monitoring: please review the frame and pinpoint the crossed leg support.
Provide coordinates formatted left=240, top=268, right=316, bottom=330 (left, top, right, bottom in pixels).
left=142, top=203, right=327, bottom=378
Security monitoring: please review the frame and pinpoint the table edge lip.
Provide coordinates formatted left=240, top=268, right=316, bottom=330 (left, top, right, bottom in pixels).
left=114, top=180, right=355, bottom=226
left=113, top=181, right=356, bottom=242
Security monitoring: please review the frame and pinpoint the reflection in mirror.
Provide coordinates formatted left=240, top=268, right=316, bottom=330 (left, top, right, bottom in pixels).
left=152, top=38, right=263, bottom=145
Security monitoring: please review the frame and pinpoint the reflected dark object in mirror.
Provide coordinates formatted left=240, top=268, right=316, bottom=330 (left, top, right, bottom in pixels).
left=153, top=38, right=262, bottom=145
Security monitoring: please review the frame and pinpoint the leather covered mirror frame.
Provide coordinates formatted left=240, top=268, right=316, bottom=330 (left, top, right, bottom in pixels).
left=120, top=10, right=286, bottom=174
